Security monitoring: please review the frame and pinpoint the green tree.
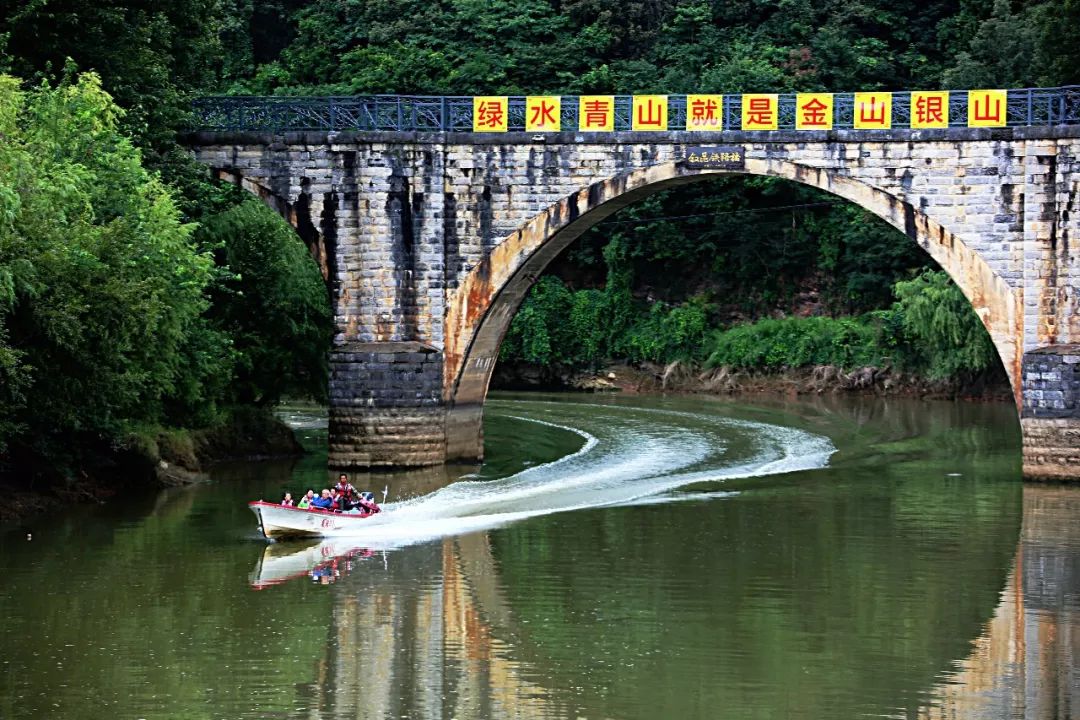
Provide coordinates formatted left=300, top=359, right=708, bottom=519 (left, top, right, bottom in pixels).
left=0, top=72, right=225, bottom=461
left=891, top=270, right=997, bottom=378
left=197, top=199, right=334, bottom=406
left=941, top=0, right=1040, bottom=89
left=1031, top=0, right=1080, bottom=86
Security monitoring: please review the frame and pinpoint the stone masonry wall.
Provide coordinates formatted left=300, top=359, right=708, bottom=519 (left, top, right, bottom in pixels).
left=1023, top=346, right=1080, bottom=419
left=1021, top=346, right=1080, bottom=480
left=328, top=342, right=445, bottom=467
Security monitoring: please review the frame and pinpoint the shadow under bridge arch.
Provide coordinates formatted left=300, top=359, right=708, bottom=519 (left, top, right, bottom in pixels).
left=442, top=158, right=1020, bottom=462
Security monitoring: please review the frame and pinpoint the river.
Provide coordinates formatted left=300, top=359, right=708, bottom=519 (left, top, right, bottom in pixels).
left=0, top=393, right=1076, bottom=719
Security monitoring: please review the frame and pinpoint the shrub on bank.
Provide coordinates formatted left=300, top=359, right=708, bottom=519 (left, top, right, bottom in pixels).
left=614, top=297, right=711, bottom=364
left=701, top=271, right=998, bottom=377
left=704, top=316, right=887, bottom=370
left=196, top=199, right=334, bottom=406
left=890, top=270, right=997, bottom=379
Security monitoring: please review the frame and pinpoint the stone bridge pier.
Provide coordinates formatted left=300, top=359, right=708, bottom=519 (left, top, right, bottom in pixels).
left=185, top=127, right=1080, bottom=481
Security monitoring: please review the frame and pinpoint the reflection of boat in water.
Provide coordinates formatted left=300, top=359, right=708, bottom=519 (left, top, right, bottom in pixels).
left=248, top=501, right=379, bottom=539
left=249, top=538, right=374, bottom=589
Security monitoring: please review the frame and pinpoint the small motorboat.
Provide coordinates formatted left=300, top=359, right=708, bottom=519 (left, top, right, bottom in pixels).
left=249, top=494, right=380, bottom=539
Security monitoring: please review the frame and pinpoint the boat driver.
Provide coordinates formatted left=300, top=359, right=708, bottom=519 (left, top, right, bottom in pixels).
left=335, top=474, right=356, bottom=500
left=335, top=473, right=360, bottom=511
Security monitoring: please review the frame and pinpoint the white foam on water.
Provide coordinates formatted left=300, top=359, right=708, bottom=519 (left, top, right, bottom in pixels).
left=316, top=401, right=836, bottom=548
left=278, top=411, right=329, bottom=430
left=613, top=489, right=742, bottom=507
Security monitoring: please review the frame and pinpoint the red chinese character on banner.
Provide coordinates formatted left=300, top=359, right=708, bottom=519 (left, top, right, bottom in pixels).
left=967, top=90, right=1006, bottom=127
left=687, top=95, right=723, bottom=130
left=972, top=94, right=1002, bottom=123
left=692, top=98, right=719, bottom=123
left=859, top=96, right=887, bottom=125
left=799, top=98, right=829, bottom=127
left=636, top=98, right=664, bottom=127
left=746, top=97, right=775, bottom=127
left=915, top=95, right=945, bottom=126
left=583, top=98, right=613, bottom=129
left=477, top=101, right=504, bottom=129
left=530, top=100, right=557, bottom=127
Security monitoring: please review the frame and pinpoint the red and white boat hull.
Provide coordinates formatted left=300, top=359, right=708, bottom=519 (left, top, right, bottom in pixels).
left=248, top=501, right=377, bottom=539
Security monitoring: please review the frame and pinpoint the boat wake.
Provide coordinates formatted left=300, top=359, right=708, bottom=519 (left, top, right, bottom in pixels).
left=308, top=399, right=835, bottom=548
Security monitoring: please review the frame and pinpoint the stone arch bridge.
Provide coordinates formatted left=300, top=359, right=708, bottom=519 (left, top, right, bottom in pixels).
left=184, top=103, right=1080, bottom=481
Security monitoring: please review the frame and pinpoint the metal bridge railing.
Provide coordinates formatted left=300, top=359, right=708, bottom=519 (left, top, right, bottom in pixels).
left=190, top=87, right=1080, bottom=133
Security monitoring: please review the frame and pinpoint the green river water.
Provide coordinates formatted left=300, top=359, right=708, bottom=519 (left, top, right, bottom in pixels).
left=0, top=393, right=1076, bottom=719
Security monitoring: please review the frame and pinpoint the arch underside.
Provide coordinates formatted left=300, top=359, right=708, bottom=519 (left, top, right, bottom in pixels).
left=444, top=159, right=1020, bottom=459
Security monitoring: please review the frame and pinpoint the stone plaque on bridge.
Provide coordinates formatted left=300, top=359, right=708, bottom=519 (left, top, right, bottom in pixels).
left=684, top=146, right=745, bottom=169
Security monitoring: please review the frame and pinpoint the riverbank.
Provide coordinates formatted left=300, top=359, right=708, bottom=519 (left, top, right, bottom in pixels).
left=0, top=408, right=304, bottom=525
left=492, top=360, right=1013, bottom=402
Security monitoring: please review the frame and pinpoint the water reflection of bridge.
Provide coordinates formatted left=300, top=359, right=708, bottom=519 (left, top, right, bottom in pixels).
left=297, top=533, right=569, bottom=719
left=921, top=486, right=1079, bottom=720
left=285, top=485, right=1078, bottom=720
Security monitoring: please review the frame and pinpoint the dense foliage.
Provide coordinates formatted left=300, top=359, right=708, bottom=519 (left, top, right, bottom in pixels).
left=704, top=316, right=888, bottom=371
left=197, top=200, right=334, bottom=407
left=0, top=74, right=331, bottom=476
left=0, top=0, right=231, bottom=218
left=891, top=270, right=997, bottom=378
left=0, top=74, right=223, bottom=459
left=502, top=265, right=999, bottom=378
left=209, top=0, right=1078, bottom=96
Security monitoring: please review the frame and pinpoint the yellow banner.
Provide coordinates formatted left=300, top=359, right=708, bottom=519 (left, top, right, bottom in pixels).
left=632, top=95, right=668, bottom=130
left=796, top=93, right=833, bottom=130
left=911, top=91, right=949, bottom=128
left=526, top=96, right=561, bottom=132
left=686, top=94, right=723, bottom=130
left=579, top=96, right=615, bottom=131
left=742, top=94, right=778, bottom=130
left=854, top=92, right=892, bottom=129
left=968, top=90, right=1007, bottom=127
left=473, top=97, right=508, bottom=132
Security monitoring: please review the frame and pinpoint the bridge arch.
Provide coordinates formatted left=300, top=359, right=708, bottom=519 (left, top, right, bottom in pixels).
left=444, top=159, right=1020, bottom=460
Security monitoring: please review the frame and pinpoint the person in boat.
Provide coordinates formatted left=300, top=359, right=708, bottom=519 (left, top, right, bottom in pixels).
left=335, top=473, right=356, bottom=500
left=356, top=491, right=381, bottom=516
left=281, top=492, right=294, bottom=507
left=296, top=490, right=313, bottom=509
left=310, top=489, right=334, bottom=510
left=334, top=474, right=359, bottom=510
